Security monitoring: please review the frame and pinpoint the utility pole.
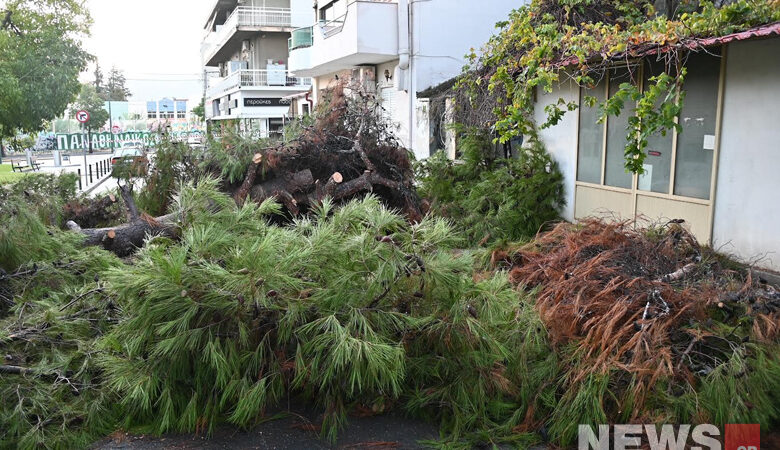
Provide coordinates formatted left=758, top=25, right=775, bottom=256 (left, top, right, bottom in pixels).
left=108, top=99, right=115, bottom=150
left=82, top=122, right=88, bottom=175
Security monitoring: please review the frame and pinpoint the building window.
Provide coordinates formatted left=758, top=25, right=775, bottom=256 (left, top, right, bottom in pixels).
left=638, top=59, right=675, bottom=193
left=604, top=66, right=635, bottom=189
left=269, top=118, right=284, bottom=137
left=576, top=51, right=720, bottom=200
left=147, top=111, right=157, bottom=119
left=576, top=74, right=605, bottom=184
left=672, top=52, right=720, bottom=199
left=176, top=111, right=186, bottom=119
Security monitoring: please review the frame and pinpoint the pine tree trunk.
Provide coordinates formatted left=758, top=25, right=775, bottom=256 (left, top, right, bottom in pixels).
left=67, top=215, right=178, bottom=257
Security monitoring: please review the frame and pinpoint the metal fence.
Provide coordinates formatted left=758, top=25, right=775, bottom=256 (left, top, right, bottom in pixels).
left=207, top=70, right=312, bottom=97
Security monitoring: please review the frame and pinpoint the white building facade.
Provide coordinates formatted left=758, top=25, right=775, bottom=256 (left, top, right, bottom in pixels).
left=201, top=0, right=314, bottom=136
left=532, top=31, right=780, bottom=271
left=287, top=0, right=520, bottom=159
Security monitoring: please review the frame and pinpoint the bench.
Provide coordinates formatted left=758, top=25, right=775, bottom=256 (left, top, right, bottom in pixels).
left=11, top=158, right=41, bottom=172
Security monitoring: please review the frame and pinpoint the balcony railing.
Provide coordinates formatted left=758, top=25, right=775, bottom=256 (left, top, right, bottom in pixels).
left=234, top=6, right=292, bottom=28
left=288, top=26, right=313, bottom=50
left=320, top=17, right=346, bottom=38
left=207, top=69, right=312, bottom=98
left=203, top=7, right=293, bottom=63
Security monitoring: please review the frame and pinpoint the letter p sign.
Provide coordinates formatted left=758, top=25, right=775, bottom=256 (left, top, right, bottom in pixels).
left=725, top=424, right=759, bottom=450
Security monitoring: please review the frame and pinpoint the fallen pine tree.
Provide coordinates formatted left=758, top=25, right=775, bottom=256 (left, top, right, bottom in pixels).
left=0, top=185, right=124, bottom=449
left=1, top=178, right=535, bottom=448
left=61, top=82, right=423, bottom=257
left=3, top=171, right=780, bottom=448
left=97, top=179, right=528, bottom=444
left=215, top=82, right=423, bottom=221
left=493, top=219, right=780, bottom=445
left=65, top=184, right=178, bottom=257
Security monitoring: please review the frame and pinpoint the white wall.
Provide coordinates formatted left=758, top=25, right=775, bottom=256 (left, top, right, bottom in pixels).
left=405, top=0, right=522, bottom=159
left=410, top=0, right=521, bottom=91
left=532, top=79, right=579, bottom=223
left=290, top=0, right=315, bottom=27
left=712, top=38, right=780, bottom=271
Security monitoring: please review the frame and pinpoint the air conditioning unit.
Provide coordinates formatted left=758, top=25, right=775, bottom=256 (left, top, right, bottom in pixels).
left=267, top=62, right=286, bottom=86
left=351, top=66, right=376, bottom=93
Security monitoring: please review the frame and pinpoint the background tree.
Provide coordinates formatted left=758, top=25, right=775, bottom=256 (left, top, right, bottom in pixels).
left=105, top=66, right=131, bottom=101
left=70, top=83, right=110, bottom=153
left=0, top=0, right=91, bottom=156
left=94, top=61, right=105, bottom=99
left=191, top=98, right=205, bottom=122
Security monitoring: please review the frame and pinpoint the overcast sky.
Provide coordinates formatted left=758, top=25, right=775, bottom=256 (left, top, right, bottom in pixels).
left=80, top=0, right=214, bottom=104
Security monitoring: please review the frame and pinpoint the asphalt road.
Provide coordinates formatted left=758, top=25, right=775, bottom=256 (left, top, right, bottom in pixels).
left=92, top=408, right=439, bottom=450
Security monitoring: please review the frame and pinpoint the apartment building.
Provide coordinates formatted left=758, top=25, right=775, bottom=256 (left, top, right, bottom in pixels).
left=201, top=0, right=313, bottom=136
left=286, top=0, right=520, bottom=159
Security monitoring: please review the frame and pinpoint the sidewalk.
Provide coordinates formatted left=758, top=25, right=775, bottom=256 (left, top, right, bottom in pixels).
left=35, top=152, right=116, bottom=194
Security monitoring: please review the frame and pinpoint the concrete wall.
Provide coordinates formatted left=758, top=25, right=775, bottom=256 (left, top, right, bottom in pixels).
left=376, top=59, right=412, bottom=150
left=712, top=38, right=780, bottom=270
left=252, top=33, right=290, bottom=67
left=532, top=78, right=579, bottom=223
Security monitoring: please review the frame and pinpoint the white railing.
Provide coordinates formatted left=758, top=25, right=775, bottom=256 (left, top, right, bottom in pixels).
left=235, top=6, right=291, bottom=28
left=320, top=17, right=346, bottom=38
left=207, top=69, right=312, bottom=98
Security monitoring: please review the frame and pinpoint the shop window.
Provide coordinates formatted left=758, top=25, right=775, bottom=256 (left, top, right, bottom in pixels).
left=577, top=75, right=606, bottom=184
left=673, top=51, right=720, bottom=199
left=604, top=66, right=636, bottom=189
left=638, top=59, right=675, bottom=194
left=576, top=51, right=721, bottom=201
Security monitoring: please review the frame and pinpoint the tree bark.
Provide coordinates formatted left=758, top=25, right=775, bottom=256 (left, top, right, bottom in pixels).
left=0, top=365, right=35, bottom=376
left=119, top=184, right=139, bottom=221
left=316, top=172, right=343, bottom=202
left=67, top=181, right=177, bottom=256
left=332, top=171, right=422, bottom=222
left=67, top=214, right=178, bottom=257
left=234, top=153, right=263, bottom=205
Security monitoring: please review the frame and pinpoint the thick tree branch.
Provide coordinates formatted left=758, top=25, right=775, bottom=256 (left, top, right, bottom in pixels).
left=234, top=153, right=263, bottom=205
left=119, top=183, right=139, bottom=221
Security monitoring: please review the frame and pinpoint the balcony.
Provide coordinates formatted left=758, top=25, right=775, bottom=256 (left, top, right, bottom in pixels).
left=206, top=69, right=312, bottom=99
left=202, top=6, right=295, bottom=66
left=288, top=26, right=313, bottom=51
left=287, top=1, right=399, bottom=78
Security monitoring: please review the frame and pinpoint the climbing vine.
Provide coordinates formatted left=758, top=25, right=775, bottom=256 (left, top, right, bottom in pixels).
left=458, top=0, right=780, bottom=173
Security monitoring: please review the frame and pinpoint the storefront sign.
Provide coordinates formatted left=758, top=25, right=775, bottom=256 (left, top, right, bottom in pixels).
left=54, top=131, right=201, bottom=151
left=243, top=97, right=291, bottom=107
